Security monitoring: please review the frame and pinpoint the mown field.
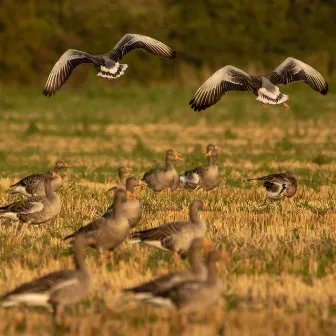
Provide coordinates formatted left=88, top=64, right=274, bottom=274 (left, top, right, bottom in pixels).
left=0, top=82, right=335, bottom=335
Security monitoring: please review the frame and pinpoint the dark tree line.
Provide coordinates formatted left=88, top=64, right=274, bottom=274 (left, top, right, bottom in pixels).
left=0, top=0, right=335, bottom=86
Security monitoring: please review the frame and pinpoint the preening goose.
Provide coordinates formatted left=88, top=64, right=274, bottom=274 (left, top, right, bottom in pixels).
left=43, top=34, right=177, bottom=96
left=180, top=144, right=220, bottom=191
left=123, top=238, right=210, bottom=301
left=142, top=149, right=183, bottom=192
left=10, top=160, right=71, bottom=197
left=189, top=57, right=328, bottom=111
left=129, top=200, right=210, bottom=262
left=0, top=171, right=62, bottom=231
left=107, top=166, right=132, bottom=194
left=247, top=171, right=298, bottom=200
left=105, top=176, right=147, bottom=228
left=64, top=189, right=129, bottom=263
left=1, top=234, right=94, bottom=323
left=143, top=249, right=226, bottom=311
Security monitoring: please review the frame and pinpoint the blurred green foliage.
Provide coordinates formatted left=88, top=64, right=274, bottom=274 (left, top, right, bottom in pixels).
left=0, top=0, right=335, bottom=86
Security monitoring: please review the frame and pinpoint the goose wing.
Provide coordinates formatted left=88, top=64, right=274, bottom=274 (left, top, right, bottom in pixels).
left=0, top=197, right=44, bottom=215
left=110, top=34, right=177, bottom=61
left=189, top=66, right=254, bottom=111
left=267, top=57, right=328, bottom=95
left=43, top=49, right=96, bottom=97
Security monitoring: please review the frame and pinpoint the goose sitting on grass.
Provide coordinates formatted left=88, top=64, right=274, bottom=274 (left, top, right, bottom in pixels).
left=9, top=160, right=71, bottom=197
left=43, top=33, right=177, bottom=96
left=247, top=171, right=298, bottom=200
left=0, top=171, right=62, bottom=231
left=189, top=57, right=328, bottom=111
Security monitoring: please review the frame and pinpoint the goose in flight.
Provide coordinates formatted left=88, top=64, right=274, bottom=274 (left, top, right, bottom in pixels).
left=189, top=57, right=328, bottom=111
left=43, top=34, right=177, bottom=96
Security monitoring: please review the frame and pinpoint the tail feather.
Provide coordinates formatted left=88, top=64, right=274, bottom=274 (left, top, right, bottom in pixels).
left=97, top=63, right=128, bottom=79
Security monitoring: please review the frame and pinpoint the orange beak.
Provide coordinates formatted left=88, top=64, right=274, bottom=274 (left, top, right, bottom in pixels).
left=52, top=172, right=59, bottom=179
left=139, top=180, right=147, bottom=187
left=214, top=145, right=221, bottom=151
left=175, top=155, right=183, bottom=161
left=125, top=167, right=132, bottom=173
left=205, top=151, right=212, bottom=157
left=63, top=162, right=71, bottom=168
left=202, top=203, right=208, bottom=210
left=202, top=239, right=215, bottom=248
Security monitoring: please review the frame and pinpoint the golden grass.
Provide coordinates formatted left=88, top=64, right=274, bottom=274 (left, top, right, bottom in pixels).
left=0, top=100, right=336, bottom=334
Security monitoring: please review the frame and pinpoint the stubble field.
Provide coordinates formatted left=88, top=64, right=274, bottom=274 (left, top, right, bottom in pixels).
left=0, top=82, right=335, bottom=335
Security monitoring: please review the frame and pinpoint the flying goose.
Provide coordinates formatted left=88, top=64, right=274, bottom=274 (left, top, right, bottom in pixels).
left=107, top=166, right=133, bottom=194
left=129, top=200, right=210, bottom=262
left=189, top=57, right=328, bottom=111
left=1, top=234, right=95, bottom=323
left=180, top=144, right=220, bottom=191
left=10, top=160, right=71, bottom=197
left=123, top=238, right=210, bottom=301
left=142, top=149, right=183, bottom=192
left=43, top=34, right=177, bottom=96
left=64, top=189, right=129, bottom=263
left=0, top=171, right=62, bottom=231
left=143, top=249, right=226, bottom=311
left=105, top=176, right=147, bottom=228
left=247, top=171, right=298, bottom=200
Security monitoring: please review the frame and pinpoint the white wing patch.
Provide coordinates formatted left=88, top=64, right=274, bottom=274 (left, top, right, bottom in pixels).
left=0, top=212, right=19, bottom=221
left=143, top=240, right=170, bottom=251
left=2, top=293, right=50, bottom=307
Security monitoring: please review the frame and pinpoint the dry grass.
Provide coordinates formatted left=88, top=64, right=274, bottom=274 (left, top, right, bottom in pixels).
left=0, top=85, right=335, bottom=335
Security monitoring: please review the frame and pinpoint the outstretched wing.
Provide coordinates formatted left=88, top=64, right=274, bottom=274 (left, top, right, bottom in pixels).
left=110, top=34, right=177, bottom=61
left=43, top=49, right=96, bottom=97
left=267, top=57, right=328, bottom=95
left=189, top=66, right=254, bottom=111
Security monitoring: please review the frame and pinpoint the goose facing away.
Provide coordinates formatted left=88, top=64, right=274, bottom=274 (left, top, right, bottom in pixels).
left=43, top=34, right=177, bottom=96
left=189, top=57, right=328, bottom=111
left=64, top=189, right=129, bottom=262
left=247, top=171, right=298, bottom=199
left=107, top=166, right=132, bottom=194
left=0, top=171, right=62, bottom=231
left=1, top=234, right=95, bottom=322
left=142, top=149, right=183, bottom=192
left=143, top=249, right=226, bottom=311
left=105, top=176, right=147, bottom=228
left=180, top=144, right=220, bottom=191
left=129, top=200, right=210, bottom=262
left=10, top=160, right=71, bottom=197
left=123, top=238, right=210, bottom=301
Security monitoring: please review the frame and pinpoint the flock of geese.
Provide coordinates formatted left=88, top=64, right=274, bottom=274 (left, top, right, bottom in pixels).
left=0, top=32, right=327, bottom=323
left=1, top=146, right=298, bottom=321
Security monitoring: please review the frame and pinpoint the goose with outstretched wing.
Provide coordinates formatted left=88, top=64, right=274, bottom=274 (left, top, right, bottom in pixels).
left=189, top=57, right=328, bottom=111
left=43, top=34, right=177, bottom=96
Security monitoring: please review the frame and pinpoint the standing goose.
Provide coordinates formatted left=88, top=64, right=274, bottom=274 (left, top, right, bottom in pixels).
left=1, top=234, right=95, bottom=323
left=0, top=171, right=62, bottom=231
left=107, top=166, right=132, bottom=193
left=180, top=144, right=220, bottom=191
left=123, top=238, right=210, bottom=301
left=129, top=200, right=210, bottom=262
left=247, top=171, right=298, bottom=200
left=105, top=176, right=147, bottom=228
left=64, top=189, right=129, bottom=262
left=10, top=160, right=71, bottom=197
left=142, top=149, right=183, bottom=192
left=143, top=250, right=226, bottom=311
left=43, top=33, right=177, bottom=96
left=189, top=57, right=328, bottom=111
